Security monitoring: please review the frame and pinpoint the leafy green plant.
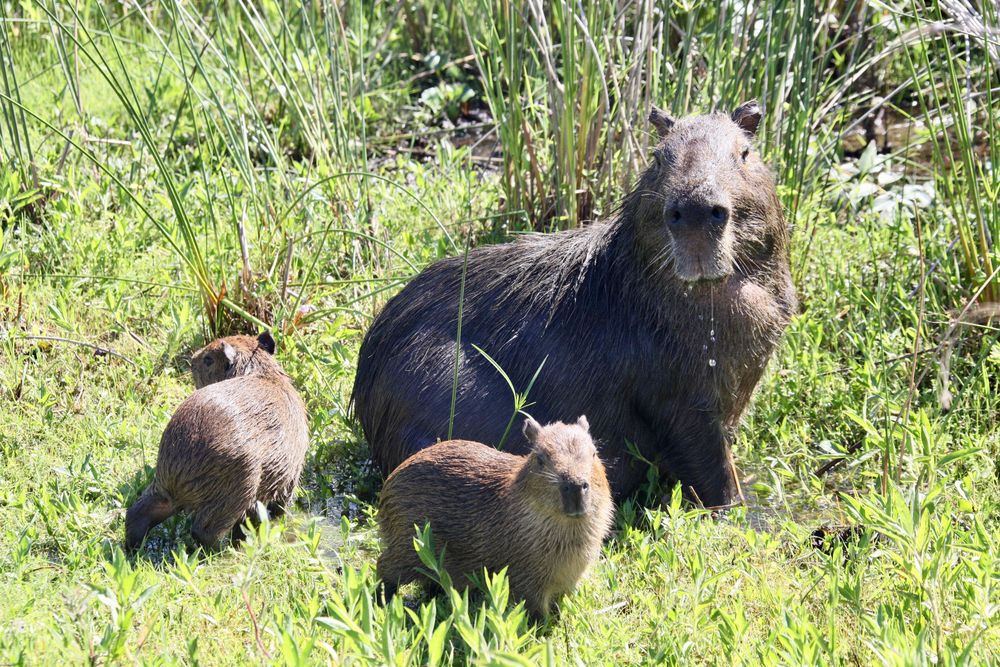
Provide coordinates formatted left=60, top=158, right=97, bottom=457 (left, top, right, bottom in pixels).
left=471, top=345, right=546, bottom=448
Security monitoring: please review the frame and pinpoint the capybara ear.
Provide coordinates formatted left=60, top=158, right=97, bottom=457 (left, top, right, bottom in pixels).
left=648, top=105, right=675, bottom=137
left=576, top=415, right=590, bottom=432
left=731, top=100, right=762, bottom=137
left=257, top=330, right=276, bottom=355
left=523, top=416, right=542, bottom=442
left=222, top=341, right=237, bottom=368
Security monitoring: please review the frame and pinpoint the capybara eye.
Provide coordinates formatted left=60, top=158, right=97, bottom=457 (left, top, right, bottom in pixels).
left=741, top=145, right=750, bottom=162
left=203, top=356, right=213, bottom=367
left=536, top=454, right=547, bottom=467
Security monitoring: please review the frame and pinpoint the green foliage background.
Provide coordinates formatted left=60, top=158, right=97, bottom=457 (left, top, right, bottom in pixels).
left=1, top=1, right=998, bottom=664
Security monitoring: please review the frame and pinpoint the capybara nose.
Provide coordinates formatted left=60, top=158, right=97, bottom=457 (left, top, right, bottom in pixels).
left=668, top=199, right=730, bottom=227
left=560, top=480, right=590, bottom=516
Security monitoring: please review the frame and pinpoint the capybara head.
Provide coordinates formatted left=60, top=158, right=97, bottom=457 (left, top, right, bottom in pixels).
left=191, top=331, right=279, bottom=388
left=637, top=100, right=781, bottom=283
left=518, top=415, right=607, bottom=518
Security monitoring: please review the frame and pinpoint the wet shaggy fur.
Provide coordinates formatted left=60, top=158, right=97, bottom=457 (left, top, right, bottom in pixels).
left=377, top=417, right=614, bottom=617
left=353, top=102, right=796, bottom=507
left=125, top=332, right=309, bottom=551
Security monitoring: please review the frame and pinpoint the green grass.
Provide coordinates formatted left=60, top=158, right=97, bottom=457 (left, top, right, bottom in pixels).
left=1, top=1, right=999, bottom=664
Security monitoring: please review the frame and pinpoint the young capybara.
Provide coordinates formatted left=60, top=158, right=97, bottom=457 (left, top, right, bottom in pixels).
left=125, top=331, right=309, bottom=551
left=377, top=416, right=614, bottom=617
left=353, top=101, right=796, bottom=507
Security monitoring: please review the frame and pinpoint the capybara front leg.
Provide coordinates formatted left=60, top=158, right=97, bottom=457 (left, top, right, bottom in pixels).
left=666, top=412, right=740, bottom=509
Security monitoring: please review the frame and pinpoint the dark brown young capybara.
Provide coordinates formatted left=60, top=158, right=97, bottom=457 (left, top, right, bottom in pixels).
left=353, top=101, right=795, bottom=507
left=125, top=331, right=309, bottom=551
left=377, top=416, right=613, bottom=617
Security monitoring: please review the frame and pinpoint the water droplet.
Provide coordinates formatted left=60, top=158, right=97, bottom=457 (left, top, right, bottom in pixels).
left=708, top=358, right=717, bottom=367
left=710, top=336, right=716, bottom=343
left=702, top=344, right=708, bottom=352
left=698, top=314, right=704, bottom=321
left=710, top=329, right=715, bottom=337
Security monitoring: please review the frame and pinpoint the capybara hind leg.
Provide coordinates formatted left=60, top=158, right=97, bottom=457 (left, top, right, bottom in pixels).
left=377, top=548, right=421, bottom=602
left=230, top=503, right=268, bottom=544
left=379, top=580, right=398, bottom=604
left=191, top=510, right=240, bottom=550
left=229, top=516, right=252, bottom=545
left=265, top=499, right=289, bottom=519
left=125, top=486, right=174, bottom=552
left=195, top=477, right=259, bottom=549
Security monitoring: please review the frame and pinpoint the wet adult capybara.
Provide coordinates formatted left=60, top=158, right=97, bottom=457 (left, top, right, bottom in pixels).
left=377, top=416, right=613, bottom=617
left=353, top=101, right=796, bottom=507
left=125, top=332, right=309, bottom=551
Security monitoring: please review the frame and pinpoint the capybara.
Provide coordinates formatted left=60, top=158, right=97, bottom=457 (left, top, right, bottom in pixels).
left=125, top=331, right=309, bottom=551
left=377, top=416, right=613, bottom=617
left=353, top=101, right=795, bottom=507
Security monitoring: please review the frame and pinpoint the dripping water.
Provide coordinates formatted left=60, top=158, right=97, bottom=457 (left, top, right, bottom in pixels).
left=707, top=284, right=716, bottom=369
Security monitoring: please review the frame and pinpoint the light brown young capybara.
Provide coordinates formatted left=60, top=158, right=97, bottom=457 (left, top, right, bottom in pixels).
left=125, top=331, right=308, bottom=551
left=377, top=416, right=614, bottom=617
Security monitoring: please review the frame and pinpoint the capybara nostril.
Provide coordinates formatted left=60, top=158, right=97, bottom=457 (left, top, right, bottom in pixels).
left=670, top=200, right=730, bottom=227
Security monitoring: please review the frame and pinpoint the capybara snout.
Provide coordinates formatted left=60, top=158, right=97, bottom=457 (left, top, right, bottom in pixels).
left=126, top=331, right=308, bottom=552
left=559, top=479, right=589, bottom=516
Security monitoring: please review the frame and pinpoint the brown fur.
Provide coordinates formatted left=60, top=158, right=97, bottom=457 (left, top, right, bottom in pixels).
left=125, top=332, right=309, bottom=551
left=352, top=101, right=795, bottom=507
left=376, top=416, right=614, bottom=617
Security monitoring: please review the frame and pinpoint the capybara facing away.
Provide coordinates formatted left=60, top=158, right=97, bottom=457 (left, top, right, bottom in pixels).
left=353, top=101, right=796, bottom=507
left=125, top=332, right=309, bottom=551
left=377, top=416, right=613, bottom=617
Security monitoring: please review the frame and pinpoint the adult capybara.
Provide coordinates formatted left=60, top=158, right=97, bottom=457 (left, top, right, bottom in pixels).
left=353, top=101, right=796, bottom=507
left=125, top=332, right=309, bottom=551
left=377, top=416, right=613, bottom=617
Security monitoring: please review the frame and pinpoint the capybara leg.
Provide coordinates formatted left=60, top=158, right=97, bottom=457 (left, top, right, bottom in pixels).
left=125, top=486, right=174, bottom=552
left=379, top=580, right=398, bottom=604
left=195, top=477, right=260, bottom=549
left=229, top=502, right=271, bottom=544
left=265, top=498, right=289, bottom=520
left=191, top=510, right=240, bottom=550
left=229, top=515, right=252, bottom=545
left=376, top=549, right=420, bottom=602
left=668, top=418, right=739, bottom=508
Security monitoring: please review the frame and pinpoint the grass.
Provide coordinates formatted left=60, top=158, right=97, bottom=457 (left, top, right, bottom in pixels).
left=1, top=0, right=998, bottom=664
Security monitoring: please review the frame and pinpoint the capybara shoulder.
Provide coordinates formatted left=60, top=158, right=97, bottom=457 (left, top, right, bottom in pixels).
left=125, top=331, right=308, bottom=552
left=377, top=416, right=614, bottom=617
